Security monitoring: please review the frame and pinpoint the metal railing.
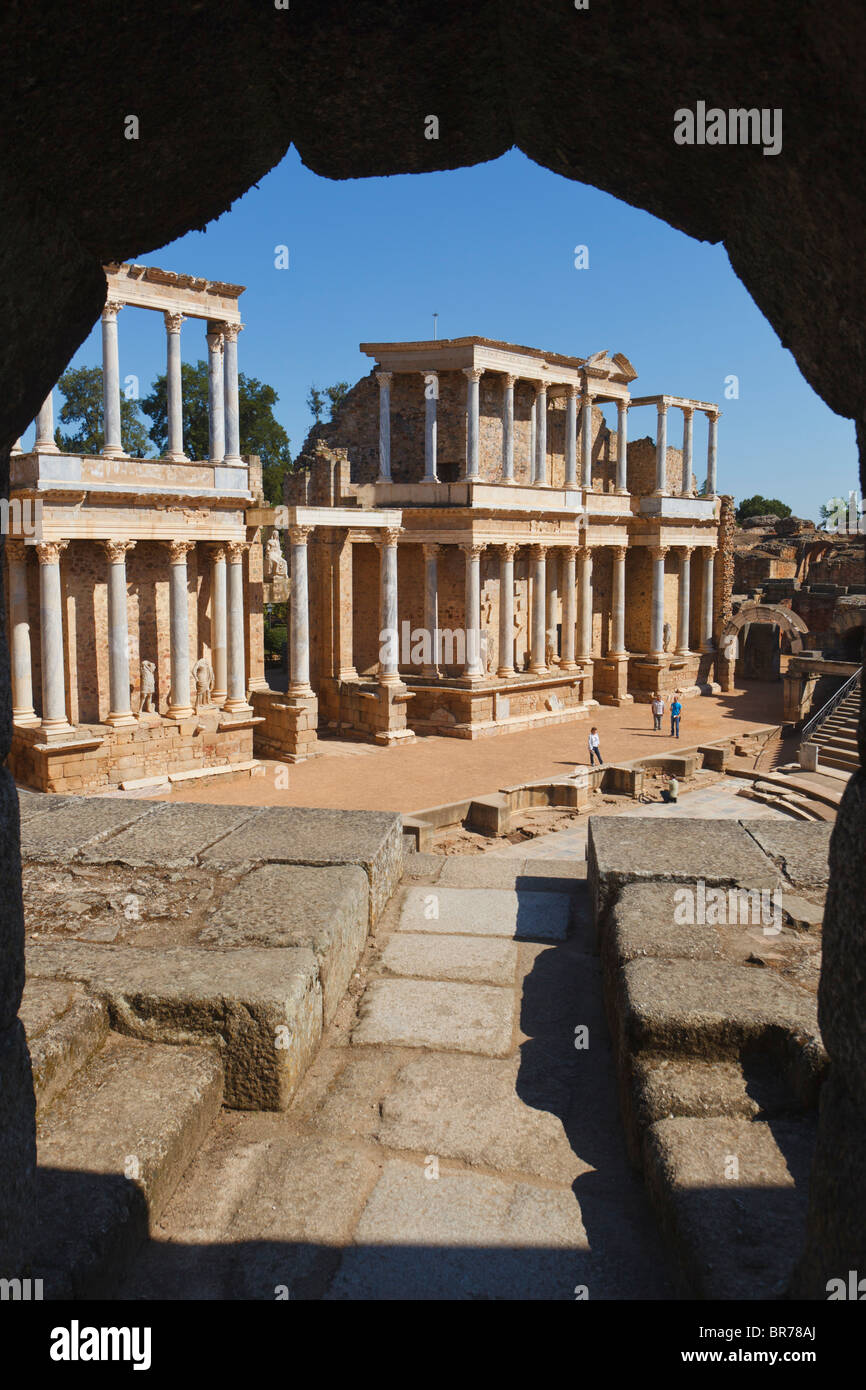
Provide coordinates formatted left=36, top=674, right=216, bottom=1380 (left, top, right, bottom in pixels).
left=801, top=665, right=862, bottom=743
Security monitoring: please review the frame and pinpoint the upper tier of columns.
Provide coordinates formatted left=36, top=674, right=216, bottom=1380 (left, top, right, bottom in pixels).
left=630, top=398, right=720, bottom=498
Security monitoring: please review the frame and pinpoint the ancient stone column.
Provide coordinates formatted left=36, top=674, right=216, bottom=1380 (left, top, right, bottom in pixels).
left=6, top=542, right=37, bottom=725
left=422, top=371, right=438, bottom=482
left=581, top=391, right=594, bottom=489
left=101, top=300, right=124, bottom=458
left=462, top=541, right=485, bottom=678
left=164, top=312, right=186, bottom=461
left=36, top=539, right=72, bottom=735
left=706, top=410, right=719, bottom=495
left=334, top=531, right=356, bottom=681
left=208, top=544, right=228, bottom=703
left=546, top=545, right=558, bottom=656
left=535, top=385, right=548, bottom=486
left=529, top=543, right=548, bottom=674
left=166, top=539, right=195, bottom=719
left=288, top=525, right=313, bottom=696
left=422, top=543, right=440, bottom=678
left=102, top=539, right=137, bottom=726
left=701, top=547, right=716, bottom=651
left=681, top=406, right=694, bottom=497
left=206, top=328, right=225, bottom=463
left=560, top=545, right=578, bottom=671
left=34, top=391, right=59, bottom=453
left=378, top=527, right=401, bottom=684
left=502, top=374, right=516, bottom=482
left=650, top=544, right=669, bottom=656
left=578, top=545, right=594, bottom=662
left=529, top=387, right=537, bottom=480
left=607, top=544, right=627, bottom=656
left=225, top=539, right=252, bottom=711
left=11, top=437, right=23, bottom=455
left=376, top=371, right=393, bottom=482
left=677, top=545, right=693, bottom=654
left=655, top=400, right=668, bottom=494
left=565, top=387, right=578, bottom=488
left=222, top=322, right=242, bottom=464
left=497, top=542, right=517, bottom=677
left=463, top=368, right=482, bottom=480
left=616, top=401, right=629, bottom=493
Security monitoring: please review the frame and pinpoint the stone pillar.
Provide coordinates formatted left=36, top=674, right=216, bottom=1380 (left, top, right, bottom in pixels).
left=376, top=371, right=393, bottom=482
left=565, top=387, right=578, bottom=488
left=208, top=545, right=228, bottom=703
left=462, top=541, right=485, bottom=679
left=222, top=322, right=242, bottom=464
left=11, top=437, right=23, bottom=455
left=225, top=539, right=252, bottom=711
left=206, top=328, right=225, bottom=463
left=707, top=410, right=719, bottom=495
left=6, top=542, right=37, bottom=725
left=35, top=539, right=72, bottom=735
left=581, top=391, right=594, bottom=489
left=530, top=388, right=537, bottom=480
left=166, top=540, right=196, bottom=719
left=164, top=312, right=186, bottom=461
left=34, top=391, right=59, bottom=453
left=649, top=544, right=669, bottom=656
left=560, top=545, right=578, bottom=671
left=497, top=542, right=517, bottom=677
left=677, top=546, right=693, bottom=654
left=378, top=527, right=401, bottom=684
left=681, top=406, right=694, bottom=497
left=422, top=371, right=438, bottom=482
left=288, top=525, right=313, bottom=696
left=502, top=374, right=516, bottom=482
left=334, top=531, right=357, bottom=681
left=463, top=368, right=482, bottom=480
left=102, top=539, right=137, bottom=726
left=701, top=547, right=716, bottom=651
left=535, top=385, right=547, bottom=485
left=546, top=546, right=558, bottom=658
left=610, top=545, right=627, bottom=654
left=101, top=300, right=124, bottom=458
left=616, top=401, right=629, bottom=493
left=529, top=543, right=548, bottom=674
left=422, top=543, right=440, bottom=677
left=655, top=400, right=668, bottom=494
left=578, top=545, right=594, bottom=662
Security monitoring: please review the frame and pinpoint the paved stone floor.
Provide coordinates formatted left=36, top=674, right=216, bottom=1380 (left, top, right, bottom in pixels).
left=120, top=861, right=675, bottom=1300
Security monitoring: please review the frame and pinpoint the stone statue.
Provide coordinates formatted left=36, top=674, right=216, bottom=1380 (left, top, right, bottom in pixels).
left=266, top=530, right=288, bottom=579
left=484, top=629, right=497, bottom=674
left=545, top=625, right=559, bottom=667
left=139, top=660, right=155, bottom=714
left=721, top=631, right=739, bottom=661
left=192, top=656, right=215, bottom=710
left=662, top=620, right=673, bottom=652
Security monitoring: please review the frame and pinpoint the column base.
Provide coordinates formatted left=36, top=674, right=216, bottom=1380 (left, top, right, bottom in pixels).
left=165, top=704, right=195, bottom=721
left=211, top=689, right=227, bottom=706
left=528, top=663, right=550, bottom=676
left=34, top=441, right=60, bottom=455
left=165, top=451, right=189, bottom=463
left=223, top=698, right=254, bottom=715
left=559, top=660, right=578, bottom=674
left=287, top=684, right=314, bottom=699
left=100, top=446, right=127, bottom=460
left=420, top=666, right=440, bottom=680
left=496, top=665, right=516, bottom=679
left=104, top=710, right=138, bottom=728
left=13, top=710, right=40, bottom=727
left=375, top=473, right=392, bottom=485
left=39, top=719, right=76, bottom=742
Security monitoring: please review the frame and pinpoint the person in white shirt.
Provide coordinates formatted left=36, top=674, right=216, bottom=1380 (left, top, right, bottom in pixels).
left=588, top=726, right=603, bottom=767
left=651, top=692, right=665, bottom=732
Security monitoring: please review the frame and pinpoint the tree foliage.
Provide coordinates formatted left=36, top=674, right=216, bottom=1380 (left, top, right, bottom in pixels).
left=55, top=365, right=150, bottom=456
left=735, top=494, right=792, bottom=523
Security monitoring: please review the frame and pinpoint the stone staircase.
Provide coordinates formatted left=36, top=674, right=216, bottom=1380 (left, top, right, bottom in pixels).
left=801, top=676, right=861, bottom=774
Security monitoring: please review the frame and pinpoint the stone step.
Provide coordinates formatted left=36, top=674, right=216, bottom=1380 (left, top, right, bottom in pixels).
left=817, top=734, right=858, bottom=751
left=33, top=1033, right=224, bottom=1297
left=19, top=978, right=109, bottom=1114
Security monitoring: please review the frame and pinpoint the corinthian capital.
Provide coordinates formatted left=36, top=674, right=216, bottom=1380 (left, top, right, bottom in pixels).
left=102, top=300, right=123, bottom=323
left=226, top=540, right=249, bottom=563
left=35, top=539, right=69, bottom=565
left=287, top=525, right=313, bottom=546
left=167, top=539, right=196, bottom=564
left=164, top=311, right=185, bottom=334
left=220, top=322, right=243, bottom=344
left=101, top=539, right=136, bottom=564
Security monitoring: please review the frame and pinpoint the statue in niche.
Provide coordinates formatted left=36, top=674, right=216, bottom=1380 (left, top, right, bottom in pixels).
left=662, top=620, right=673, bottom=653
left=139, top=660, right=156, bottom=714
left=266, top=530, right=288, bottom=579
left=192, top=656, right=215, bottom=710
left=545, top=626, right=560, bottom=668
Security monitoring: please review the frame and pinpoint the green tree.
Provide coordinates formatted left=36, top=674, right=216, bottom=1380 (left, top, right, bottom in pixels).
left=324, top=381, right=351, bottom=417
left=307, top=380, right=351, bottom=425
left=735, top=494, right=792, bottom=523
left=55, top=365, right=150, bottom=456
left=141, top=361, right=292, bottom=504
left=306, top=384, right=326, bottom=423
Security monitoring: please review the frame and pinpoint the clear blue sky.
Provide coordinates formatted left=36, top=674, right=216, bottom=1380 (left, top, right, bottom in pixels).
left=40, top=147, right=857, bottom=520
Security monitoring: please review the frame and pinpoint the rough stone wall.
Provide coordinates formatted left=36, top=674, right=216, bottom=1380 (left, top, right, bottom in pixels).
left=716, top=493, right=735, bottom=639
left=627, top=436, right=687, bottom=495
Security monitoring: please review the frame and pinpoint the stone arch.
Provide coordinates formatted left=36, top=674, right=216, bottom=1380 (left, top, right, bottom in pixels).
left=828, top=601, right=866, bottom=638
left=721, top=601, right=809, bottom=656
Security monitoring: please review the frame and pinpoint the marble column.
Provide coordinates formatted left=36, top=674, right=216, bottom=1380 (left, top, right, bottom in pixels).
left=529, top=543, right=548, bottom=674
left=701, top=547, right=716, bottom=651
left=497, top=543, right=517, bottom=677
left=649, top=545, right=668, bottom=656
left=581, top=391, right=594, bottom=489
left=655, top=401, right=668, bottom=494
left=378, top=527, right=401, bottom=684
left=288, top=526, right=313, bottom=696
left=225, top=539, right=252, bottom=711
left=34, top=391, right=59, bottom=453
left=166, top=539, right=195, bottom=719
left=535, top=385, right=547, bottom=485
left=530, top=388, right=537, bottom=480
left=565, top=387, right=578, bottom=488
left=463, top=368, right=482, bottom=480
left=462, top=542, right=485, bottom=678
left=422, top=543, right=440, bottom=678
left=546, top=546, right=558, bottom=658
left=7, top=542, right=37, bottom=724
left=334, top=531, right=357, bottom=682
left=706, top=411, right=719, bottom=495
left=376, top=371, right=393, bottom=482
left=560, top=545, right=577, bottom=671
left=610, top=545, right=627, bottom=655
left=677, top=546, right=693, bottom=654
left=102, top=539, right=137, bottom=726
left=222, top=323, right=242, bottom=464
left=616, top=401, right=629, bottom=494
left=164, top=312, right=186, bottom=461
left=101, top=300, right=124, bottom=458
left=206, top=328, right=225, bottom=463
left=681, top=406, right=694, bottom=497
left=502, top=374, right=516, bottom=482
left=36, top=539, right=72, bottom=735
left=11, top=438, right=23, bottom=455
left=578, top=545, right=594, bottom=662
left=422, top=372, right=438, bottom=482
left=209, top=545, right=228, bottom=703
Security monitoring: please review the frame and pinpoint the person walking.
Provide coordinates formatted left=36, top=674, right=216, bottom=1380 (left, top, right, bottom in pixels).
left=651, top=691, right=664, bottom=732
left=670, top=693, right=682, bottom=739
left=588, top=726, right=604, bottom=767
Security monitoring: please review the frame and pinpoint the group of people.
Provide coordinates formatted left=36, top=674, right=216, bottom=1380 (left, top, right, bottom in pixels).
left=585, top=689, right=684, bottom=767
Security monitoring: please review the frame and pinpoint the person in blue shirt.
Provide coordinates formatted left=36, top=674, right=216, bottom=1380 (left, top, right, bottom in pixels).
left=670, top=694, right=683, bottom=738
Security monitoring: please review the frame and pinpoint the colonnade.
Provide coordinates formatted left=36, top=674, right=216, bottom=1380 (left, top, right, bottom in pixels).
left=632, top=397, right=720, bottom=497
